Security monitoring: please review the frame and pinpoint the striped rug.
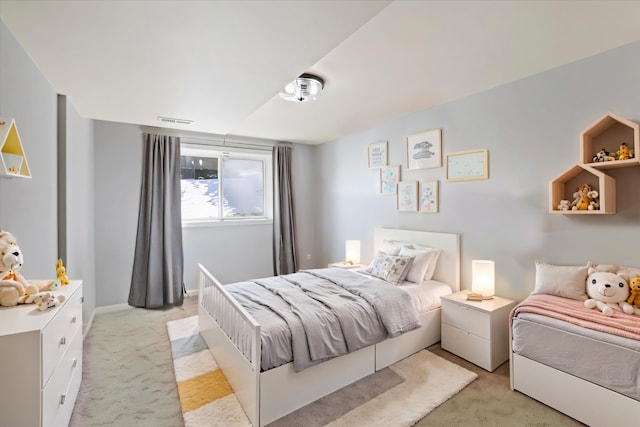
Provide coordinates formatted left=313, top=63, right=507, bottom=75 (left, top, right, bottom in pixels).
left=167, top=315, right=250, bottom=426
left=168, top=316, right=478, bottom=427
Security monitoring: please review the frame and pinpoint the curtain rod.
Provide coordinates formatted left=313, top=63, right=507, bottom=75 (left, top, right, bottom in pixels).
left=180, top=136, right=294, bottom=153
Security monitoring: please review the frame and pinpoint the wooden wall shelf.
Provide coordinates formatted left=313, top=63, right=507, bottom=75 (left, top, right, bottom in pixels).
left=550, top=113, right=638, bottom=215
left=0, top=118, right=31, bottom=178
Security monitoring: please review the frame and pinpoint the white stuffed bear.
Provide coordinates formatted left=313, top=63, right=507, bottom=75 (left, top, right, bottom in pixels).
left=0, top=230, right=38, bottom=307
left=584, top=267, right=634, bottom=316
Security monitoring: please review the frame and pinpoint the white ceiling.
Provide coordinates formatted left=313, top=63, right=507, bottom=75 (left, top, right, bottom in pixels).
left=2, top=0, right=640, bottom=145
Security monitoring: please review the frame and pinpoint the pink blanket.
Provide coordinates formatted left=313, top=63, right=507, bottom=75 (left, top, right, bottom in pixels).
left=510, top=294, right=640, bottom=341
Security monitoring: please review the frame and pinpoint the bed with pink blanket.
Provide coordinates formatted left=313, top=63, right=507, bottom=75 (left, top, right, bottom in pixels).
left=510, top=293, right=640, bottom=425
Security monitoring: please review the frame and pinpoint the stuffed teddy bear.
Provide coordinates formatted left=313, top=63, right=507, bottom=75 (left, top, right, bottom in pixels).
left=584, top=267, right=634, bottom=316
left=626, top=277, right=640, bottom=314
left=571, top=184, right=595, bottom=211
left=557, top=200, right=571, bottom=211
left=617, top=142, right=631, bottom=160
left=0, top=230, right=38, bottom=306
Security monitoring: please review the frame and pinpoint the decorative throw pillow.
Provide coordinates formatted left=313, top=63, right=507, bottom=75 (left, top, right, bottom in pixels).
left=399, top=246, right=442, bottom=283
left=364, top=252, right=414, bottom=285
left=532, top=261, right=589, bottom=301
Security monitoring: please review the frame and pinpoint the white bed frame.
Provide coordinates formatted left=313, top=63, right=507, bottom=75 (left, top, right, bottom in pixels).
left=510, top=330, right=640, bottom=426
left=198, top=228, right=460, bottom=426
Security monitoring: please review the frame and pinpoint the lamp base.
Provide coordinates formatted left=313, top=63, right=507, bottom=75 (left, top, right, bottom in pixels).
left=467, top=292, right=494, bottom=301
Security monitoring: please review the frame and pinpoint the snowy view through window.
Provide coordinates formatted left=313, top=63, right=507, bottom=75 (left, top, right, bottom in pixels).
left=181, top=155, right=264, bottom=221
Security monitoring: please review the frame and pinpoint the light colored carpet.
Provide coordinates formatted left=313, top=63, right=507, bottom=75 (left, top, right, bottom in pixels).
left=70, top=295, right=583, bottom=426
left=168, top=316, right=477, bottom=427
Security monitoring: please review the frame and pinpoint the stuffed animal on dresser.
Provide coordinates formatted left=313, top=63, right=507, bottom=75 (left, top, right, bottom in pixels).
left=584, top=268, right=635, bottom=316
left=0, top=230, right=38, bottom=306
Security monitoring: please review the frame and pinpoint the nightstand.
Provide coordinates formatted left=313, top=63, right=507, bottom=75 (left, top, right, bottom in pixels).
left=441, top=290, right=516, bottom=372
left=328, top=262, right=365, bottom=269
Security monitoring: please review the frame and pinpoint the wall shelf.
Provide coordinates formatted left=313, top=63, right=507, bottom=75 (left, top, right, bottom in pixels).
left=0, top=118, right=31, bottom=178
left=550, top=113, right=638, bottom=214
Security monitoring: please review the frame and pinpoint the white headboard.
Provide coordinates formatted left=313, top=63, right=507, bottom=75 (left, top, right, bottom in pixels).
left=374, top=227, right=460, bottom=293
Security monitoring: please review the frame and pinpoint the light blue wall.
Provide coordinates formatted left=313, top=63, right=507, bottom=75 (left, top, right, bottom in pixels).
left=315, top=41, right=640, bottom=301
left=61, top=96, right=96, bottom=324
left=0, top=20, right=57, bottom=278
left=93, top=121, right=318, bottom=306
left=1, top=21, right=95, bottom=325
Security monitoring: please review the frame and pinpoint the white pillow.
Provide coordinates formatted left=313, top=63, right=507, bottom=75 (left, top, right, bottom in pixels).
left=379, top=240, right=402, bottom=256
left=364, top=252, right=414, bottom=285
left=399, top=246, right=441, bottom=283
left=532, top=261, right=589, bottom=301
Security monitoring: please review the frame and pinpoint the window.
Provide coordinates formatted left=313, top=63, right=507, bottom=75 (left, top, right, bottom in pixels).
left=180, top=143, right=272, bottom=224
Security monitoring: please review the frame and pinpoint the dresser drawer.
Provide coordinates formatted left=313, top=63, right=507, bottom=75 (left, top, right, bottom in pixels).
left=42, top=287, right=82, bottom=386
left=441, top=298, right=490, bottom=339
left=441, top=323, right=491, bottom=370
left=42, top=326, right=82, bottom=427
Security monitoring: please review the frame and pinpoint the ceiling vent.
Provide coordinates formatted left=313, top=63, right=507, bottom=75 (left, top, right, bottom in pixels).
left=157, top=116, right=194, bottom=125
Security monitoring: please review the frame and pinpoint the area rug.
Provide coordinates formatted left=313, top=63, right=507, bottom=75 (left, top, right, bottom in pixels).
left=168, top=316, right=477, bottom=427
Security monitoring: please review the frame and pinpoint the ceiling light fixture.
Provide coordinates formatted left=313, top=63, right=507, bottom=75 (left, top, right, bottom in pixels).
left=279, top=73, right=325, bottom=103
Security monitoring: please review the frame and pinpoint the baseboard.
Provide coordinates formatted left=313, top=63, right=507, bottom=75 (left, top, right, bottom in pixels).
left=94, top=302, right=134, bottom=315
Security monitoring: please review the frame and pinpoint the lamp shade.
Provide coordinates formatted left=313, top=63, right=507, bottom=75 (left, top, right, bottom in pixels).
left=345, top=240, right=361, bottom=265
left=472, top=260, right=495, bottom=297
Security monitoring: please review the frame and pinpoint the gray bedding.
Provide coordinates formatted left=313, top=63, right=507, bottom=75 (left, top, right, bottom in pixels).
left=512, top=312, right=640, bottom=401
left=226, top=268, right=421, bottom=372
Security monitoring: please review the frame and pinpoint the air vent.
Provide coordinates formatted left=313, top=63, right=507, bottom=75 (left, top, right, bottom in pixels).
left=157, top=116, right=194, bottom=125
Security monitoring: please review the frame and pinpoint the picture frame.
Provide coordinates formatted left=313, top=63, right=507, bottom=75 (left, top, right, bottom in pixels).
left=380, top=165, right=400, bottom=194
left=406, top=128, right=442, bottom=170
left=368, top=141, right=388, bottom=168
left=419, top=180, right=439, bottom=213
left=397, top=181, right=418, bottom=212
left=446, top=149, right=489, bottom=181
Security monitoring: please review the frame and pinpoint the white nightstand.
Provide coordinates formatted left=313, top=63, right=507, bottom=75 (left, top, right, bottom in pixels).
left=441, top=290, right=516, bottom=372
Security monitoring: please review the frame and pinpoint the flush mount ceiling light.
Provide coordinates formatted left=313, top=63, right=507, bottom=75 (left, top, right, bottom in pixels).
left=279, top=73, right=325, bottom=103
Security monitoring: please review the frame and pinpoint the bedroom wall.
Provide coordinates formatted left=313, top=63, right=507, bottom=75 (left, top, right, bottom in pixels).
left=93, top=121, right=317, bottom=307
left=315, top=40, right=640, bottom=302
left=0, top=20, right=58, bottom=278
left=59, top=95, right=96, bottom=326
left=1, top=21, right=96, bottom=325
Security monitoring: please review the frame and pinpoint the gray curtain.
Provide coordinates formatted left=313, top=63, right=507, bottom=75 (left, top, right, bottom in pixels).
left=273, top=145, right=298, bottom=275
left=129, top=134, right=184, bottom=308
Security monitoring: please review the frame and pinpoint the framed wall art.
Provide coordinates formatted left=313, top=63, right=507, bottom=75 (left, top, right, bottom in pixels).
left=368, top=141, right=388, bottom=168
left=406, top=128, right=442, bottom=170
left=380, top=165, right=400, bottom=194
left=397, top=181, right=418, bottom=212
left=446, top=149, right=488, bottom=181
left=419, top=180, right=439, bottom=213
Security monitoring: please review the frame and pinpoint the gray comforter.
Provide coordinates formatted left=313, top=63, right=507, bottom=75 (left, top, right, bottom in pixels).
left=226, top=268, right=421, bottom=372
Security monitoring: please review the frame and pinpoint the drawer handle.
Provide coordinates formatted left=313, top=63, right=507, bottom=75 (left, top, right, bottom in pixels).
left=72, top=358, right=78, bottom=368
left=81, top=296, right=84, bottom=303
left=60, top=394, right=66, bottom=405
left=71, top=315, right=77, bottom=324
left=60, top=336, right=66, bottom=345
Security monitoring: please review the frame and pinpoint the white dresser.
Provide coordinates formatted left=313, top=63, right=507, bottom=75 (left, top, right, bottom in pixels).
left=441, top=290, right=515, bottom=372
left=0, top=281, right=83, bottom=427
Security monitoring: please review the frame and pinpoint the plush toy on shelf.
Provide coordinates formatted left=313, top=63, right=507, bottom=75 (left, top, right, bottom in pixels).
left=557, top=199, right=571, bottom=211
left=56, top=259, right=69, bottom=286
left=592, top=148, right=615, bottom=162
left=584, top=268, right=635, bottom=316
left=571, top=184, right=597, bottom=211
left=626, top=277, right=640, bottom=314
left=617, top=142, right=632, bottom=160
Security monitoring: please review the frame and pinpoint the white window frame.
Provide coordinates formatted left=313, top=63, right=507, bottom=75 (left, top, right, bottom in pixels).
left=180, top=142, right=273, bottom=228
